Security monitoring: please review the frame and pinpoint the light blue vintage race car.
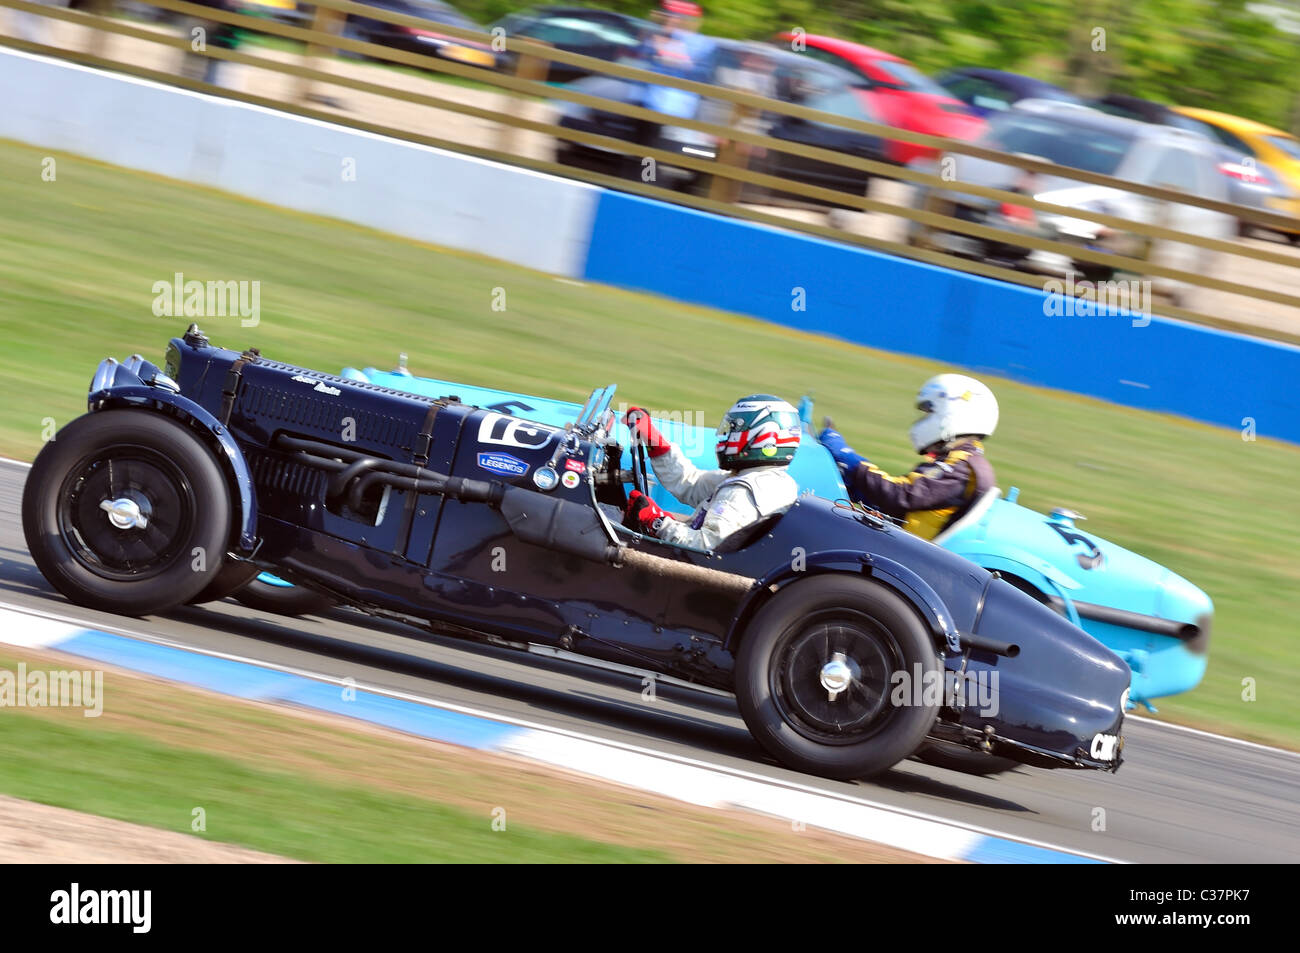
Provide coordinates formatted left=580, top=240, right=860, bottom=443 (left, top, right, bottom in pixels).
left=243, top=359, right=1211, bottom=713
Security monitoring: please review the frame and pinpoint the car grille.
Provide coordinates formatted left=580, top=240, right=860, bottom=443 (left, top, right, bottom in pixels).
left=247, top=449, right=327, bottom=498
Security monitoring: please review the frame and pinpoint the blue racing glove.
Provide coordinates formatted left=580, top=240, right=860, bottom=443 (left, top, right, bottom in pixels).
left=818, top=418, right=868, bottom=477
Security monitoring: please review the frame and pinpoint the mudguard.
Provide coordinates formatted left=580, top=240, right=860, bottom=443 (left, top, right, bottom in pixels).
left=728, top=548, right=963, bottom=655
left=88, top=357, right=258, bottom=552
left=864, top=553, right=964, bottom=653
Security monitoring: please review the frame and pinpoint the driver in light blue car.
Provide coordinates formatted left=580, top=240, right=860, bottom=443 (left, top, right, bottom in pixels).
left=819, top=374, right=998, bottom=540
left=622, top=395, right=801, bottom=550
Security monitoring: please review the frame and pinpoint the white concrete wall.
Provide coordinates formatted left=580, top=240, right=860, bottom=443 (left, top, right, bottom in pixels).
left=0, top=49, right=598, bottom=277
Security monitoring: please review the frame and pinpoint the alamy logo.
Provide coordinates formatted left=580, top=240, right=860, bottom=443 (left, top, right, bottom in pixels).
left=50, top=884, right=151, bottom=933
left=0, top=664, right=103, bottom=717
left=152, top=272, right=260, bottom=327
left=612, top=403, right=709, bottom=455
left=1042, top=275, right=1152, bottom=327
left=890, top=664, right=999, bottom=717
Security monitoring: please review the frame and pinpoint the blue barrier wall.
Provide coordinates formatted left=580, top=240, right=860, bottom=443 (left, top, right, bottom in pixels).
left=583, top=192, right=1300, bottom=444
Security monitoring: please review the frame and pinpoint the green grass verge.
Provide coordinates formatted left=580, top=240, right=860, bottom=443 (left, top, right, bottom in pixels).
left=1, top=139, right=1297, bottom=747
left=0, top=708, right=665, bottom=863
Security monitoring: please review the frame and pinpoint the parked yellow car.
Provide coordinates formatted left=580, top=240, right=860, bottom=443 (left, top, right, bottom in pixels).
left=1174, top=106, right=1300, bottom=240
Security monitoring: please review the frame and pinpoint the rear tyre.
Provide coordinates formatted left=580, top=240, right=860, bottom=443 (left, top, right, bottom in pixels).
left=22, top=409, right=230, bottom=615
left=735, top=575, right=940, bottom=780
left=232, top=575, right=336, bottom=616
left=189, top=558, right=261, bottom=605
left=914, top=741, right=1019, bottom=776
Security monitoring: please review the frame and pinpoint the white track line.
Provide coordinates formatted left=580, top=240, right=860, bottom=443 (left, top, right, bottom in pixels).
left=0, top=597, right=1120, bottom=863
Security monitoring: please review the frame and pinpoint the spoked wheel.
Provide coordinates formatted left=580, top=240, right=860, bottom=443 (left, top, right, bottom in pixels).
left=59, top=452, right=192, bottom=579
left=22, top=410, right=230, bottom=615
left=736, top=576, right=940, bottom=780
left=232, top=573, right=336, bottom=617
left=771, top=620, right=896, bottom=744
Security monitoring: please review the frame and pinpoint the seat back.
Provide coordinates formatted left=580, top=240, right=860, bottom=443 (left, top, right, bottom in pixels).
left=714, top=512, right=786, bottom=553
left=932, top=487, right=1002, bottom=545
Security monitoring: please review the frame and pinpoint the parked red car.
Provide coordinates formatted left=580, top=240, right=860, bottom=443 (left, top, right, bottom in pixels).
left=773, top=33, right=985, bottom=164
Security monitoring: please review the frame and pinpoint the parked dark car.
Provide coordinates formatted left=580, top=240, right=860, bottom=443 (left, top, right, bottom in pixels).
left=21, top=328, right=1131, bottom=781
left=340, top=0, right=497, bottom=69
left=1090, top=93, right=1293, bottom=234
left=555, top=41, right=888, bottom=201
left=491, top=5, right=654, bottom=83
left=935, top=67, right=1083, bottom=118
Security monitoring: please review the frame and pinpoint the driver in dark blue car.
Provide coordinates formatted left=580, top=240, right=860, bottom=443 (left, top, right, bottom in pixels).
left=622, top=396, right=800, bottom=550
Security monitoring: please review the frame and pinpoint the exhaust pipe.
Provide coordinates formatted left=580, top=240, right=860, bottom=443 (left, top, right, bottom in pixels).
left=281, top=436, right=755, bottom=595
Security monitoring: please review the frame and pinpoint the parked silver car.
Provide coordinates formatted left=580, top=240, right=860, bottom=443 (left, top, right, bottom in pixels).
left=908, top=100, right=1235, bottom=304
left=1090, top=93, right=1293, bottom=235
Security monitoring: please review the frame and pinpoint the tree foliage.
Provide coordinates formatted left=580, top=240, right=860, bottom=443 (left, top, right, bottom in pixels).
left=465, top=0, right=1300, bottom=131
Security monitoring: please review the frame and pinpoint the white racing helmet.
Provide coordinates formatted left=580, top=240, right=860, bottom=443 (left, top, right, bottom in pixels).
left=908, top=374, right=999, bottom=453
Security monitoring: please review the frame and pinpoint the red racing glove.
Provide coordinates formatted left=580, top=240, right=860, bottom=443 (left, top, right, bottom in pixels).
left=624, top=406, right=671, bottom=458
left=624, top=490, right=669, bottom=536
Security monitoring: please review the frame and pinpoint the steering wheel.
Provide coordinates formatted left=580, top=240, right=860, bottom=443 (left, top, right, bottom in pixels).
left=624, top=409, right=652, bottom=502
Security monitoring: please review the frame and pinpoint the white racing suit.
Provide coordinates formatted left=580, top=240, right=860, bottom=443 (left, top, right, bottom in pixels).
left=649, top=444, right=798, bottom=550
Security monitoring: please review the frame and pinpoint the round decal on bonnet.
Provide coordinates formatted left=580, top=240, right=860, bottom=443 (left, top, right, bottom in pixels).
left=561, top=470, right=581, bottom=489
left=533, top=467, right=559, bottom=491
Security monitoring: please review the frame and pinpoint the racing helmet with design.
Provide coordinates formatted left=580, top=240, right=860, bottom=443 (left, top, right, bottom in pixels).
left=908, top=374, right=999, bottom=454
left=715, top=395, right=801, bottom=470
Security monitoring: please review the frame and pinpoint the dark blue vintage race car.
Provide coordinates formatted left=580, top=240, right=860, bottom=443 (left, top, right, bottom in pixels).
left=21, top=327, right=1131, bottom=780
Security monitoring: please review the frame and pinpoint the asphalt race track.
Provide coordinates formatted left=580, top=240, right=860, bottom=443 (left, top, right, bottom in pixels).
left=3, top=460, right=1296, bottom=863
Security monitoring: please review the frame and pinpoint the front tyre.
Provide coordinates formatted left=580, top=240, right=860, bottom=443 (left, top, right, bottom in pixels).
left=22, top=410, right=231, bottom=616
left=735, top=575, right=940, bottom=780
